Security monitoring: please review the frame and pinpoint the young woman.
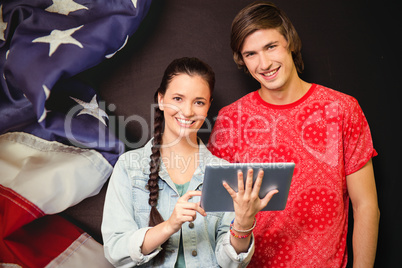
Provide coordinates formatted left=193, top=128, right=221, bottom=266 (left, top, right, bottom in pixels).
left=101, top=57, right=277, bottom=267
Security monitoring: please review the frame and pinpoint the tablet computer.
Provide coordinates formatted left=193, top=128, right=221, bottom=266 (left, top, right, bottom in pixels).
left=200, top=162, right=295, bottom=212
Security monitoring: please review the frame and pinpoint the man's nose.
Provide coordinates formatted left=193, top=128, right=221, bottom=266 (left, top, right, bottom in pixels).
left=260, top=53, right=272, bottom=70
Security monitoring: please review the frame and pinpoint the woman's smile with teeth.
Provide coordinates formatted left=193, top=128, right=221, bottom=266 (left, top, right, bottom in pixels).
left=176, top=118, right=194, bottom=125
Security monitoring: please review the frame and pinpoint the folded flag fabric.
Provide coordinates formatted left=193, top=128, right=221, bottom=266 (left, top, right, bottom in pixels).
left=0, top=0, right=152, bottom=267
left=0, top=132, right=114, bottom=267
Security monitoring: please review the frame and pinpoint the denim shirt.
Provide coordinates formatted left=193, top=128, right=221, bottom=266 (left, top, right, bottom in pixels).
left=101, top=139, right=254, bottom=267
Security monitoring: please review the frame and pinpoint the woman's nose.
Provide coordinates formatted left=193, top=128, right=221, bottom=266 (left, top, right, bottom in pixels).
left=181, top=102, right=194, bottom=117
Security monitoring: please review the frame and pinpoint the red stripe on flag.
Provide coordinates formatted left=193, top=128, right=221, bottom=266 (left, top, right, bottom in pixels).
left=0, top=185, right=45, bottom=234
left=1, top=185, right=84, bottom=267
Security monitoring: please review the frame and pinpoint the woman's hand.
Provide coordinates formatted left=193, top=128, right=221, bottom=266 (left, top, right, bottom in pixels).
left=165, top=190, right=206, bottom=234
left=142, top=191, right=206, bottom=255
left=223, top=169, right=278, bottom=229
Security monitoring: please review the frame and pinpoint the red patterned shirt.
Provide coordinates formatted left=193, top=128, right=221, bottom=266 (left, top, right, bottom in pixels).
left=208, top=84, right=377, bottom=267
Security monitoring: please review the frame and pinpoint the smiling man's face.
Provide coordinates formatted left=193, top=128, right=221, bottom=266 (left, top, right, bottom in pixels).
left=241, top=28, right=298, bottom=93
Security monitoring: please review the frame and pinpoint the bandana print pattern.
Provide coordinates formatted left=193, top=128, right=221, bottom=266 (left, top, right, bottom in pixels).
left=208, top=84, right=376, bottom=268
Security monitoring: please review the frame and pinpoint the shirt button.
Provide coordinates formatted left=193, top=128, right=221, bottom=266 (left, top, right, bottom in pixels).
left=192, top=250, right=197, bottom=256
left=189, top=222, right=194, bottom=228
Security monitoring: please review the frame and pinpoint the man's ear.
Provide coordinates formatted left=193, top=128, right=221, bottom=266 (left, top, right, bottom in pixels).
left=157, top=93, right=164, bottom=111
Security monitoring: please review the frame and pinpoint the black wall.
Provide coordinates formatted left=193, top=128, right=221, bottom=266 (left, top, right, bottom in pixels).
left=78, top=0, right=401, bottom=266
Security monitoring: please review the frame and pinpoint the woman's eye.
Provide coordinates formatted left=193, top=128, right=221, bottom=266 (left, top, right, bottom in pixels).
left=195, top=101, right=205, bottom=106
left=173, top=97, right=182, bottom=101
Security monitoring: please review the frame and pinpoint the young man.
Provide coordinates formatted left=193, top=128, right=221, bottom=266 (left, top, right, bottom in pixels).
left=208, top=1, right=380, bottom=267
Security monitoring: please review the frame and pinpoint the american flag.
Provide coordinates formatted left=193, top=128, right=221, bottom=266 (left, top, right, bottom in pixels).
left=0, top=0, right=152, bottom=266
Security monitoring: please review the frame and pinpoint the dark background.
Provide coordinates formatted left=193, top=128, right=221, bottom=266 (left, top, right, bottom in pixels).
left=62, top=0, right=401, bottom=267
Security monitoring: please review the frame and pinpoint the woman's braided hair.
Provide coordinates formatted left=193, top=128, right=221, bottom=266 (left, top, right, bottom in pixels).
left=148, top=57, right=215, bottom=261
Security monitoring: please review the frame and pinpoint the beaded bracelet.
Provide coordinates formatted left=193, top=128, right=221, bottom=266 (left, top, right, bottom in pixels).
left=229, top=218, right=256, bottom=239
left=230, top=218, right=257, bottom=233
left=230, top=228, right=251, bottom=239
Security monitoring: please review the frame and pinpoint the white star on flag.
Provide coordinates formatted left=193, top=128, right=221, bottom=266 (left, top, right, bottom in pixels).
left=0, top=5, right=7, bottom=41
left=106, top=35, right=129, bottom=59
left=32, top=25, right=84, bottom=57
left=38, top=108, right=49, bottom=123
left=38, top=85, right=51, bottom=123
left=70, top=95, right=108, bottom=126
left=43, top=85, right=51, bottom=100
left=45, top=0, right=88, bottom=16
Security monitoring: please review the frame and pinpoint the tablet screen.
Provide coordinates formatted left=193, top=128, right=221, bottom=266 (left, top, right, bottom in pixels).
left=200, top=162, right=295, bottom=212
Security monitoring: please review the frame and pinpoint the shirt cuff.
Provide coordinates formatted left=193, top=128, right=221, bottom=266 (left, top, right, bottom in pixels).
left=223, top=231, right=255, bottom=263
left=128, top=227, right=162, bottom=265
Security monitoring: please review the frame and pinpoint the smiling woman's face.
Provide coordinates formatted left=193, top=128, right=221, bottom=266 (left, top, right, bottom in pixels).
left=158, top=73, right=211, bottom=143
